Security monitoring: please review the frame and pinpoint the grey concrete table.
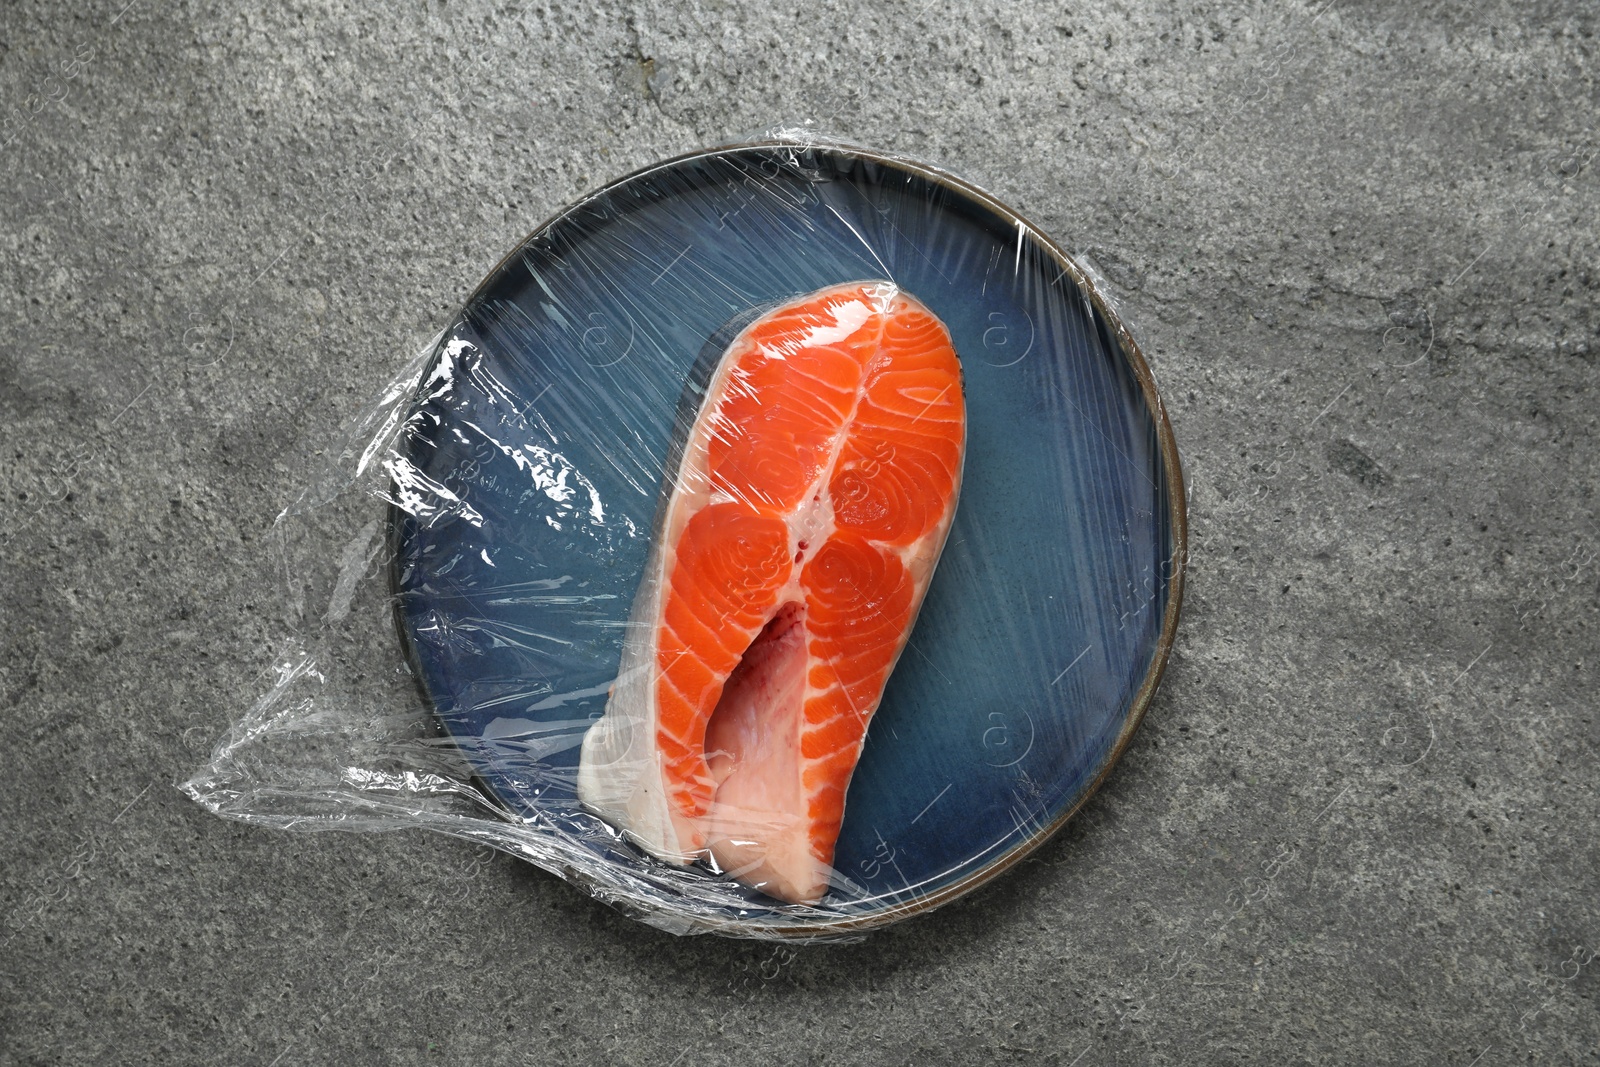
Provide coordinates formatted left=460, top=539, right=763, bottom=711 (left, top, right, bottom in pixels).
left=3, top=1, right=1596, bottom=1064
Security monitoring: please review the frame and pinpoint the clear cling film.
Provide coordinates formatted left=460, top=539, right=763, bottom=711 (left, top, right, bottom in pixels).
left=183, top=129, right=1187, bottom=941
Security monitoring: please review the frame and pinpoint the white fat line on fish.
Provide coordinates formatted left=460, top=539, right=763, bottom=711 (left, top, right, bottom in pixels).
left=904, top=383, right=953, bottom=428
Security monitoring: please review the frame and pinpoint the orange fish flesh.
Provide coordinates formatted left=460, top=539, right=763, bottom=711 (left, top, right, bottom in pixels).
left=577, top=281, right=966, bottom=905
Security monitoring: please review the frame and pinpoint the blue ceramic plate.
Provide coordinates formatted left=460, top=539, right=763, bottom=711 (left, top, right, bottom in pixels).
left=388, top=140, right=1186, bottom=936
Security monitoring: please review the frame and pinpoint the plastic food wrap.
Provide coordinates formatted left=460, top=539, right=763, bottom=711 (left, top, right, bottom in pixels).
left=184, top=129, right=1187, bottom=940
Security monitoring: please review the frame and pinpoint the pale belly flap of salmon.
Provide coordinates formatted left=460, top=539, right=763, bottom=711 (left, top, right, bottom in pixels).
left=577, top=281, right=967, bottom=905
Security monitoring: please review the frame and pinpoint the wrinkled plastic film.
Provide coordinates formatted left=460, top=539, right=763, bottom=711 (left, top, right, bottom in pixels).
left=185, top=130, right=1184, bottom=940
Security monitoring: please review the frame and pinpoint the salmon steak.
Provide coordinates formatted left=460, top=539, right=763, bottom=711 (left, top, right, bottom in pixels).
left=577, top=281, right=967, bottom=905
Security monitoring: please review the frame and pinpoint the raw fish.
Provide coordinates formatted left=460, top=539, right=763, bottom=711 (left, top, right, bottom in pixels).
left=578, top=281, right=966, bottom=904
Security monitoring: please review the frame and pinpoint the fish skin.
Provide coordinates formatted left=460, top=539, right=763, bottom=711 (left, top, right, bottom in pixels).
left=578, top=281, right=966, bottom=904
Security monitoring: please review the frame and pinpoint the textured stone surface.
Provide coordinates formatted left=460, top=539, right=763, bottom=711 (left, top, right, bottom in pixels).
left=3, top=1, right=1597, bottom=1064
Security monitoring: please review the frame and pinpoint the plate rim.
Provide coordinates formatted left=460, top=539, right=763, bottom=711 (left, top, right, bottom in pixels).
left=388, top=136, right=1189, bottom=938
